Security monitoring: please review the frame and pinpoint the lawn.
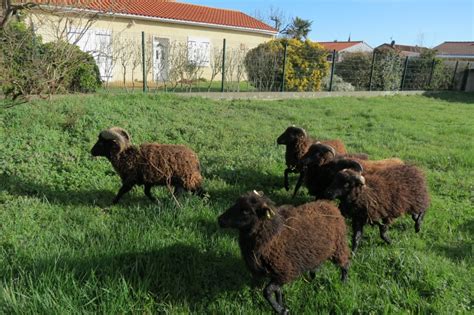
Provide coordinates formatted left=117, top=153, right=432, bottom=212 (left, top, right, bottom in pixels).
left=0, top=92, right=473, bottom=314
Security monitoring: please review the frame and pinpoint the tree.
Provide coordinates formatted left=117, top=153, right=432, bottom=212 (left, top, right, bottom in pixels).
left=283, top=17, right=312, bottom=41
left=252, top=6, right=288, bottom=36
left=1, top=0, right=36, bottom=28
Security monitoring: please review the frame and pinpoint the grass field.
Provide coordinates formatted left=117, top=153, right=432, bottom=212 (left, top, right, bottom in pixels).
left=0, top=92, right=473, bottom=314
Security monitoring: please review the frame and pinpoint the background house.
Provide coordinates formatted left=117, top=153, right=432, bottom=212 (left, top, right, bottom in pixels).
left=375, top=41, right=428, bottom=57
left=317, top=41, right=373, bottom=62
left=434, top=41, right=474, bottom=59
left=25, top=0, right=277, bottom=85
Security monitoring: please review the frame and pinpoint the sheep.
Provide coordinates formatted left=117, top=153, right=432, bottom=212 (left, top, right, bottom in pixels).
left=218, top=190, right=350, bottom=314
left=276, top=126, right=348, bottom=191
left=293, top=143, right=404, bottom=199
left=324, top=163, right=430, bottom=252
left=91, top=127, right=203, bottom=204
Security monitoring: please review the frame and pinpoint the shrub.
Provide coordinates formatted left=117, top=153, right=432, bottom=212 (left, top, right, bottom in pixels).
left=322, top=74, right=355, bottom=91
left=0, top=20, right=101, bottom=101
left=335, top=52, right=372, bottom=90
left=244, top=39, right=329, bottom=92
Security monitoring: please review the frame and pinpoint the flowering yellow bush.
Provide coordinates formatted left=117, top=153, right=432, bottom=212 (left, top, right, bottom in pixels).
left=244, top=39, right=329, bottom=91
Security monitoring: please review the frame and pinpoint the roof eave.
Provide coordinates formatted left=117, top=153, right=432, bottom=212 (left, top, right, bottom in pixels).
left=36, top=5, right=278, bottom=36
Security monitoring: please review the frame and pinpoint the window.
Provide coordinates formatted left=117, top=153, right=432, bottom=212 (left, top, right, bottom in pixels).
left=187, top=37, right=210, bottom=67
left=67, top=27, right=113, bottom=80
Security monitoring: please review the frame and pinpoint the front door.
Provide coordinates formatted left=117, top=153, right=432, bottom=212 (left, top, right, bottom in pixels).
left=153, top=37, right=169, bottom=82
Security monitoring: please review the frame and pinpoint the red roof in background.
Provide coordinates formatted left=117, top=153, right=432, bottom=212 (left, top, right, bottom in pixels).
left=24, top=0, right=277, bottom=33
left=317, top=41, right=363, bottom=51
left=433, top=42, right=474, bottom=56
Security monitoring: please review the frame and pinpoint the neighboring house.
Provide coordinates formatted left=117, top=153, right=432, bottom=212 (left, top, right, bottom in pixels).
left=317, top=41, right=373, bottom=62
left=433, top=41, right=474, bottom=59
left=22, top=0, right=277, bottom=84
left=375, top=41, right=428, bottom=57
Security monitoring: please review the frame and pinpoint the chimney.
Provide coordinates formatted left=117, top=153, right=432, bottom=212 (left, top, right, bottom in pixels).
left=390, top=40, right=395, bottom=47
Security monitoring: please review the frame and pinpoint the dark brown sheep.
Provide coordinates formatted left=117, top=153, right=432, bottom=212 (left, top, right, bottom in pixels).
left=276, top=126, right=347, bottom=191
left=325, top=164, right=430, bottom=252
left=218, top=190, right=350, bottom=314
left=91, top=127, right=203, bottom=204
left=293, top=143, right=403, bottom=199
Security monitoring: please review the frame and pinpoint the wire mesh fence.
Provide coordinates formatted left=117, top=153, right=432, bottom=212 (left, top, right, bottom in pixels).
left=75, top=30, right=471, bottom=93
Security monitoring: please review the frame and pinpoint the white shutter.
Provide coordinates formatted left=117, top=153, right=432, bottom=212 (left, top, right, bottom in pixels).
left=187, top=37, right=210, bottom=67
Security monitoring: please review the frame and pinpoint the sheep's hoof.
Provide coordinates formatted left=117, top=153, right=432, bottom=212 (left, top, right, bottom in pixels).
left=280, top=308, right=289, bottom=315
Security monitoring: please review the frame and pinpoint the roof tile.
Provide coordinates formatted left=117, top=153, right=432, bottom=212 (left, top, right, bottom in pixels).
left=24, top=0, right=277, bottom=33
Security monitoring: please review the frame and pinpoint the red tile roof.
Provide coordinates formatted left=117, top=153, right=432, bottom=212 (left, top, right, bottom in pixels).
left=433, top=42, right=474, bottom=56
left=317, top=41, right=364, bottom=52
left=24, top=0, right=277, bottom=33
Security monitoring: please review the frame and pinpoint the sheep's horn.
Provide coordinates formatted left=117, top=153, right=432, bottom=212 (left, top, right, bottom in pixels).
left=100, top=129, right=127, bottom=152
left=253, top=190, right=262, bottom=197
left=336, top=159, right=364, bottom=173
left=322, top=144, right=336, bottom=157
left=355, top=174, right=366, bottom=186
left=294, top=126, right=307, bottom=137
left=109, top=127, right=131, bottom=143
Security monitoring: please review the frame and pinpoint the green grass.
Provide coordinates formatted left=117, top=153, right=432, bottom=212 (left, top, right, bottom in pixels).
left=1, top=92, right=473, bottom=314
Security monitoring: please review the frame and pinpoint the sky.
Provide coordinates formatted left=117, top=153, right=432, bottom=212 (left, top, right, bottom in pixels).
left=182, top=0, right=474, bottom=48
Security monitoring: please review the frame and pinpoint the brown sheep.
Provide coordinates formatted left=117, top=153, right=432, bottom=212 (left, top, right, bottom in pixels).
left=91, top=127, right=203, bottom=204
left=325, top=163, right=430, bottom=252
left=276, top=126, right=347, bottom=191
left=293, top=143, right=403, bottom=199
left=218, top=190, right=350, bottom=314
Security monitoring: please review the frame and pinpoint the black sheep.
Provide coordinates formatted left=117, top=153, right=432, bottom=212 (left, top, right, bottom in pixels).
left=325, top=163, right=430, bottom=252
left=91, top=127, right=203, bottom=204
left=218, top=191, right=350, bottom=314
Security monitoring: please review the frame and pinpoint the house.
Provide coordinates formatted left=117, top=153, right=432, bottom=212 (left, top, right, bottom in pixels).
left=22, top=0, right=277, bottom=84
left=317, top=41, right=373, bottom=62
left=433, top=42, right=474, bottom=59
left=375, top=41, right=428, bottom=57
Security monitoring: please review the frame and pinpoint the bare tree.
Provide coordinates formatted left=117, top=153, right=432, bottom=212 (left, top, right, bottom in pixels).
left=252, top=6, right=289, bottom=36
left=129, top=39, right=141, bottom=90
left=207, top=47, right=222, bottom=91
left=1, top=0, right=36, bottom=28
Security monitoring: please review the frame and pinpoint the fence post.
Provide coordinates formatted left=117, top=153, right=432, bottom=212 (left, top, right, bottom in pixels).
left=451, top=60, right=459, bottom=90
left=329, top=50, right=336, bottom=92
left=221, top=38, right=226, bottom=93
left=427, top=58, right=436, bottom=89
left=368, top=50, right=376, bottom=91
left=280, top=42, right=288, bottom=92
left=400, top=56, right=409, bottom=91
left=142, top=31, right=147, bottom=93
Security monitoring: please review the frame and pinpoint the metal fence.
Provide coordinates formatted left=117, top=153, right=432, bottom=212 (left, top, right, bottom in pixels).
left=94, top=32, right=472, bottom=93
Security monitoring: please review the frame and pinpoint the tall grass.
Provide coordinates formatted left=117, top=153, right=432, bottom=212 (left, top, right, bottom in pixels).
left=1, top=92, right=473, bottom=314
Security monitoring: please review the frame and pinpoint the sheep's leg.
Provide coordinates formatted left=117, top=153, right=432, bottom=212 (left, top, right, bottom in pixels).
left=113, top=183, right=134, bottom=204
left=174, top=184, right=186, bottom=196
left=264, top=281, right=288, bottom=315
left=378, top=221, right=392, bottom=245
left=413, top=211, right=425, bottom=233
left=351, top=221, right=364, bottom=253
left=309, top=266, right=321, bottom=280
left=340, top=264, right=349, bottom=283
left=292, top=171, right=305, bottom=199
left=144, top=184, right=157, bottom=202
left=284, top=168, right=291, bottom=191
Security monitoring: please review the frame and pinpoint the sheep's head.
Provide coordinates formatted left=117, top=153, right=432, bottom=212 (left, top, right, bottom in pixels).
left=277, top=126, right=307, bottom=145
left=91, top=127, right=131, bottom=157
left=299, top=143, right=336, bottom=168
left=218, top=190, right=277, bottom=230
left=324, top=166, right=365, bottom=200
